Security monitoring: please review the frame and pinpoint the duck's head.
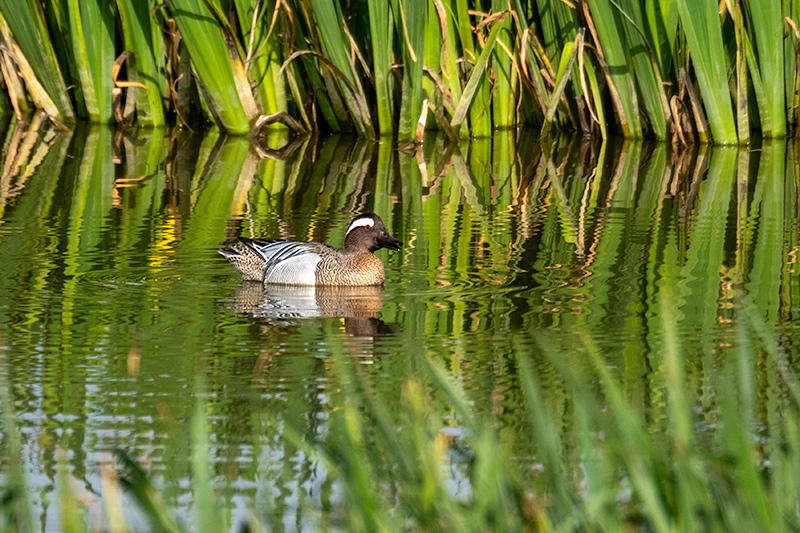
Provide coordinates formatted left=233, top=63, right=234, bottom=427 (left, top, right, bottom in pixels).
left=344, top=213, right=403, bottom=252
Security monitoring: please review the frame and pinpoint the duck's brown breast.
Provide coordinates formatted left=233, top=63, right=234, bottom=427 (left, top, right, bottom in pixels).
left=315, top=252, right=385, bottom=286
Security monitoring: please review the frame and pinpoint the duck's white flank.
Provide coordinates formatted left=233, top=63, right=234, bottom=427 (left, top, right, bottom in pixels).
left=254, top=241, right=321, bottom=285
left=345, top=217, right=375, bottom=236
left=264, top=254, right=320, bottom=285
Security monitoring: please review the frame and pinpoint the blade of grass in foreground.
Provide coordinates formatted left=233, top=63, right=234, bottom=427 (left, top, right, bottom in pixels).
left=192, top=398, right=227, bottom=531
left=115, top=450, right=181, bottom=533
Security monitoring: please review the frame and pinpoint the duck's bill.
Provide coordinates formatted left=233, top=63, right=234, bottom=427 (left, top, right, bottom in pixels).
left=379, top=234, right=403, bottom=251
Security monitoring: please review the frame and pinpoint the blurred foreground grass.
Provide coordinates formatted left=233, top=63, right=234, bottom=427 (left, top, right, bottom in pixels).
left=3, top=289, right=800, bottom=532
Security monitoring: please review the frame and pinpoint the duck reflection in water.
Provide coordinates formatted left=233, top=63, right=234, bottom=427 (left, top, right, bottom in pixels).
left=226, top=282, right=392, bottom=338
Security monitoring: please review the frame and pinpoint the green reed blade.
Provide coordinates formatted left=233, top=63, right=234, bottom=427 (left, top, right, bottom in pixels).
left=515, top=349, right=572, bottom=512
left=674, top=0, right=738, bottom=144
left=116, top=0, right=166, bottom=126
left=368, top=0, right=394, bottom=135
left=435, top=0, right=462, bottom=105
left=0, top=0, right=74, bottom=124
left=289, top=21, right=341, bottom=130
left=450, top=0, right=476, bottom=135
left=612, top=0, right=669, bottom=139
left=786, top=0, right=800, bottom=132
left=310, top=0, right=373, bottom=137
left=535, top=0, right=578, bottom=61
left=115, top=450, right=181, bottom=533
left=584, top=0, right=642, bottom=137
left=0, top=359, right=35, bottom=532
left=394, top=0, right=426, bottom=140
left=582, top=50, right=607, bottom=137
left=233, top=0, right=287, bottom=117
left=67, top=0, right=116, bottom=123
left=529, top=0, right=578, bottom=129
left=543, top=29, right=583, bottom=130
left=491, top=0, right=514, bottom=129
left=744, top=0, right=785, bottom=137
left=733, top=2, right=749, bottom=143
left=192, top=399, right=226, bottom=532
left=169, top=0, right=255, bottom=134
left=450, top=12, right=506, bottom=132
left=422, top=0, right=440, bottom=120
left=644, top=0, right=678, bottom=77
left=58, top=455, right=87, bottom=532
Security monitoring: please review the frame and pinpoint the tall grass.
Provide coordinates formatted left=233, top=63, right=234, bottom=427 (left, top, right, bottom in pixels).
left=0, top=1, right=797, bottom=143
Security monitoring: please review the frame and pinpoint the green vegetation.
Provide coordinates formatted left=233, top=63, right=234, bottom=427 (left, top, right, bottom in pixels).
left=0, top=1, right=797, bottom=143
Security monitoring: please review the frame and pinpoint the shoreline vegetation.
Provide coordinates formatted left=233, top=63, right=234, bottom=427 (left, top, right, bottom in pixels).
left=0, top=1, right=797, bottom=144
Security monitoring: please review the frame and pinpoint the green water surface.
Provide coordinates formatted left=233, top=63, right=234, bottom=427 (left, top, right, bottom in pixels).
left=0, top=122, right=798, bottom=529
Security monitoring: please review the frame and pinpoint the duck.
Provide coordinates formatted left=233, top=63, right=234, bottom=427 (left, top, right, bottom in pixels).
left=219, top=213, right=402, bottom=286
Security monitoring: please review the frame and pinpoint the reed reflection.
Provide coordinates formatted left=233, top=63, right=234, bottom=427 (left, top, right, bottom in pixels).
left=2, top=120, right=800, bottom=530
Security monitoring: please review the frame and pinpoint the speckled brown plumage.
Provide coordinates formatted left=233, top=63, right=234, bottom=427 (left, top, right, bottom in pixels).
left=315, top=251, right=386, bottom=285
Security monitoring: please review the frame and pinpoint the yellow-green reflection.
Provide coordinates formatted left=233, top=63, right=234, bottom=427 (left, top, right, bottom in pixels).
left=1, top=123, right=800, bottom=529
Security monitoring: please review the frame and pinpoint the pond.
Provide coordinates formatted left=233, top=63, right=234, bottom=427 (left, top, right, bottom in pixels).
left=1, top=120, right=799, bottom=530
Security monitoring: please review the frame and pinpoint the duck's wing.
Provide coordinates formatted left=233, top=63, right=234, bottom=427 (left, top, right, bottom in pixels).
left=221, top=238, right=337, bottom=285
left=253, top=240, right=335, bottom=285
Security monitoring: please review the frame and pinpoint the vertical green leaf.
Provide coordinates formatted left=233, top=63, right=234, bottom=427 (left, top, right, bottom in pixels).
left=67, top=0, right=116, bottom=123
left=491, top=0, right=514, bottom=128
left=675, top=0, right=738, bottom=143
left=368, top=0, right=394, bottom=135
left=450, top=13, right=506, bottom=133
left=233, top=0, right=287, bottom=118
left=169, top=0, right=256, bottom=134
left=585, top=0, right=642, bottom=137
left=394, top=0, right=426, bottom=140
left=744, top=0, right=786, bottom=136
left=116, top=0, right=167, bottom=126
left=310, top=0, right=374, bottom=137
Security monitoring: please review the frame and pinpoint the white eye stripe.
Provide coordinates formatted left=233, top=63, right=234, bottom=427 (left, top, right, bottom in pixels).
left=345, top=217, right=375, bottom=236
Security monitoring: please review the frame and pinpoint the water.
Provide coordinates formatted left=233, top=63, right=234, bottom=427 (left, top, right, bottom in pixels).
left=0, top=122, right=798, bottom=529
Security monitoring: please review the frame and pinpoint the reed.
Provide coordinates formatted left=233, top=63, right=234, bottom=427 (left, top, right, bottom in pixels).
left=0, top=1, right=796, bottom=143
